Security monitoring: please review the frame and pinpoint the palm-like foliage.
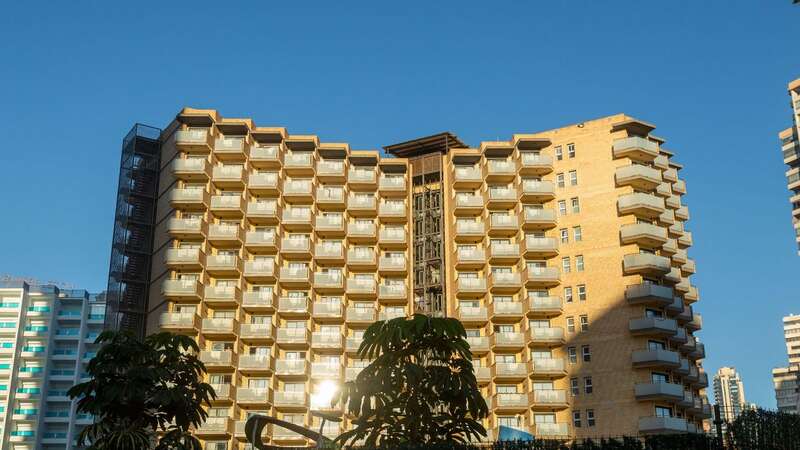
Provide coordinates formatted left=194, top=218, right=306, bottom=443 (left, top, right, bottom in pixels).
left=67, top=331, right=216, bottom=450
left=335, top=314, right=488, bottom=446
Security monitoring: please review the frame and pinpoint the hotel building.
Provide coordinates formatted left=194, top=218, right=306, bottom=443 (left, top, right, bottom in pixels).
left=105, top=108, right=708, bottom=447
left=773, top=314, right=800, bottom=413
left=779, top=78, right=800, bottom=253
left=0, top=281, right=105, bottom=450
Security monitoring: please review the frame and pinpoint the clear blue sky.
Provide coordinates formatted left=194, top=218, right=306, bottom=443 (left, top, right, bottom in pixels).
left=1, top=1, right=797, bottom=407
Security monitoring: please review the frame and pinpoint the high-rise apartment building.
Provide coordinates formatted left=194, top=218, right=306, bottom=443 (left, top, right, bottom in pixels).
left=0, top=281, right=106, bottom=450
left=780, top=78, right=800, bottom=253
left=772, top=314, right=800, bottom=413
left=108, top=108, right=708, bottom=447
left=712, top=367, right=747, bottom=422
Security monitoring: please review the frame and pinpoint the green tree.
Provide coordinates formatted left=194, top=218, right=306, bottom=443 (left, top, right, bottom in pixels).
left=67, top=330, right=216, bottom=450
left=335, top=314, right=488, bottom=446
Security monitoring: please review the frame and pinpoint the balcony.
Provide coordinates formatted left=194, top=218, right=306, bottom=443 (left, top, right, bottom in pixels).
left=313, top=272, right=344, bottom=292
left=493, top=362, right=528, bottom=380
left=243, top=259, right=276, bottom=282
left=488, top=214, right=518, bottom=236
left=159, top=313, right=199, bottom=333
left=250, top=145, right=281, bottom=167
left=242, top=290, right=276, bottom=312
left=486, top=159, right=517, bottom=181
left=274, top=358, right=310, bottom=380
left=248, top=172, right=280, bottom=195
left=345, top=307, right=376, bottom=325
left=453, top=194, right=484, bottom=216
left=379, top=256, right=407, bottom=275
left=522, top=236, right=559, bottom=258
left=311, top=362, right=342, bottom=379
left=522, top=208, right=557, bottom=230
left=348, top=168, right=378, bottom=188
left=625, top=283, right=673, bottom=306
left=280, top=238, right=312, bottom=259
left=521, top=180, right=555, bottom=202
left=317, top=160, right=346, bottom=180
left=379, top=175, right=407, bottom=195
left=274, top=391, right=309, bottom=410
left=532, top=389, right=568, bottom=410
left=347, top=278, right=377, bottom=299
left=620, top=222, right=668, bottom=247
left=455, top=220, right=484, bottom=242
left=520, top=152, right=553, bottom=175
left=206, top=254, right=241, bottom=276
left=169, top=187, right=209, bottom=210
left=679, top=231, right=693, bottom=247
left=489, top=301, right=524, bottom=321
left=379, top=227, right=407, bottom=248
left=284, top=180, right=314, bottom=203
left=236, top=387, right=273, bottom=406
left=675, top=205, right=690, bottom=220
left=175, top=128, right=212, bottom=152
left=467, top=336, right=490, bottom=354
left=666, top=195, right=681, bottom=210
left=487, top=187, right=518, bottom=208
left=663, top=168, right=678, bottom=182
left=659, top=208, right=675, bottom=224
left=201, top=318, right=239, bottom=339
left=199, top=350, right=237, bottom=370
left=489, top=271, right=522, bottom=293
left=494, top=392, right=529, bottom=411
left=346, top=366, right=364, bottom=382
left=346, top=336, right=364, bottom=353
left=535, top=423, right=570, bottom=438
left=455, top=277, right=487, bottom=298
left=639, top=416, right=687, bottom=434
left=662, top=238, right=678, bottom=255
left=618, top=192, right=665, bottom=218
left=244, top=231, right=277, bottom=252
left=284, top=152, right=315, bottom=175
left=195, top=417, right=232, bottom=438
left=657, top=182, right=672, bottom=197
left=687, top=313, right=703, bottom=331
left=378, top=202, right=406, bottom=222
left=629, top=317, right=678, bottom=337
left=240, top=323, right=276, bottom=342
left=453, top=166, right=483, bottom=188
left=162, top=279, right=202, bottom=301
left=204, top=285, right=241, bottom=307
left=379, top=309, right=406, bottom=321
left=491, top=331, right=526, bottom=350
left=164, top=248, right=205, bottom=270
left=623, top=253, right=671, bottom=276
left=246, top=201, right=279, bottom=224
left=167, top=217, right=206, bottom=239
left=528, top=296, right=563, bottom=317
left=530, top=358, right=567, bottom=378
left=682, top=259, right=696, bottom=276
left=214, top=136, right=248, bottom=160
left=347, top=222, right=377, bottom=242
left=276, top=328, right=311, bottom=349
left=209, top=383, right=235, bottom=403
left=347, top=249, right=377, bottom=270
left=211, top=166, right=247, bottom=188
left=528, top=327, right=565, bottom=346
left=455, top=306, right=488, bottom=325
left=316, top=215, right=345, bottom=236
left=282, top=209, right=312, bottom=231
left=317, top=189, right=346, bottom=210
left=524, top=267, right=560, bottom=287
left=632, top=348, right=680, bottom=368
left=207, top=224, right=243, bottom=246
left=615, top=164, right=662, bottom=190
left=378, top=284, right=407, bottom=303
left=455, top=248, right=486, bottom=269
left=311, top=332, right=343, bottom=351
left=612, top=136, right=659, bottom=161
left=278, top=296, right=311, bottom=318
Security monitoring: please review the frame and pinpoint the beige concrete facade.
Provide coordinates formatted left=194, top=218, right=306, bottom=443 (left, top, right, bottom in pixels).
left=780, top=78, right=800, bottom=253
left=144, top=108, right=707, bottom=447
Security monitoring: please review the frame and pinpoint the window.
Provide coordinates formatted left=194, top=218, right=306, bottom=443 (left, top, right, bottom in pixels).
left=567, top=346, right=577, bottom=364
left=570, top=377, right=579, bottom=395
left=655, top=406, right=673, bottom=418
left=564, top=287, right=573, bottom=303
left=573, top=411, right=582, bottom=428
left=558, top=200, right=567, bottom=216
left=576, top=255, right=584, bottom=271
left=566, top=317, right=575, bottom=333
left=555, top=146, right=563, bottom=161
left=568, top=143, right=576, bottom=158
left=651, top=372, right=669, bottom=383
left=560, top=229, right=569, bottom=243
left=587, top=409, right=595, bottom=427
left=584, top=376, right=593, bottom=394
left=573, top=226, right=582, bottom=241
left=569, top=170, right=578, bottom=186
left=580, top=315, right=589, bottom=331
left=556, top=173, right=565, bottom=188
left=577, top=284, right=587, bottom=301
left=582, top=345, right=591, bottom=362
left=571, top=197, right=580, bottom=213
left=562, top=257, right=571, bottom=273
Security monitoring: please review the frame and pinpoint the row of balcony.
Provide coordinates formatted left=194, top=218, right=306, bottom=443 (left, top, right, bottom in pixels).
left=456, top=296, right=563, bottom=324
left=165, top=249, right=407, bottom=272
